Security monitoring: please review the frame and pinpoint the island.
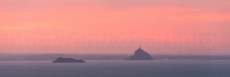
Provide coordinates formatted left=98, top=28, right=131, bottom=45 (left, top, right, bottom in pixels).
left=53, top=57, right=86, bottom=63
left=125, top=46, right=154, bottom=60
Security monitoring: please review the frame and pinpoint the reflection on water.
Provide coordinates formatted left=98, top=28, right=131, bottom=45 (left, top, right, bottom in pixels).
left=0, top=60, right=230, bottom=77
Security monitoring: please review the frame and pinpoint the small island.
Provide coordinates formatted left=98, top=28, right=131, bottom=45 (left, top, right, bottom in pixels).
left=53, top=57, right=86, bottom=63
left=125, top=46, right=154, bottom=60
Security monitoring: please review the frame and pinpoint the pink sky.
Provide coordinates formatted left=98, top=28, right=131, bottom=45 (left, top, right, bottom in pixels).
left=0, top=0, right=230, bottom=54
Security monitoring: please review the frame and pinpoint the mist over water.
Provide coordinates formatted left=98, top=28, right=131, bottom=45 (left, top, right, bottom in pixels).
left=0, top=60, right=230, bottom=77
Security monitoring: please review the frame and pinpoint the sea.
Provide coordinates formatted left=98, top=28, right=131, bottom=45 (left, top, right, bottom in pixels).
left=0, top=60, right=230, bottom=77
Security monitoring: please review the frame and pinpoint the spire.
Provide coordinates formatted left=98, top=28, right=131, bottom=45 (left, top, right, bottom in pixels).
left=139, top=45, right=142, bottom=49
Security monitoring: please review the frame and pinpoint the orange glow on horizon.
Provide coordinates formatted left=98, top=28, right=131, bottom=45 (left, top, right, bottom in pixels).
left=0, top=0, right=230, bottom=54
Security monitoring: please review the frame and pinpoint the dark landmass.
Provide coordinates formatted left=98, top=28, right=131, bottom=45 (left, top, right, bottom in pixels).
left=1, top=54, right=230, bottom=61
left=125, top=47, right=153, bottom=60
left=53, top=57, right=85, bottom=63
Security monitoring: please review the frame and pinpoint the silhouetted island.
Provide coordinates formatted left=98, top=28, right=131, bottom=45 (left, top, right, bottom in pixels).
left=125, top=46, right=154, bottom=60
left=53, top=57, right=86, bottom=63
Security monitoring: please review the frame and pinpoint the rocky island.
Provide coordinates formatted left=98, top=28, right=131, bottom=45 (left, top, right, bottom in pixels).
left=125, top=46, right=154, bottom=60
left=53, top=57, right=86, bottom=63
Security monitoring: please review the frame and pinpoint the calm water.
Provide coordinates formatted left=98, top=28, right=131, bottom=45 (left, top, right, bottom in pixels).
left=0, top=60, right=230, bottom=77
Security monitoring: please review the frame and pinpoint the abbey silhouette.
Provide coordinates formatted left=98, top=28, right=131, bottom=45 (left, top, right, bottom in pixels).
left=125, top=46, right=154, bottom=60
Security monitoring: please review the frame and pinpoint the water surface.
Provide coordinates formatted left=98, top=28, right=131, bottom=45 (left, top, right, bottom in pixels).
left=0, top=60, right=229, bottom=77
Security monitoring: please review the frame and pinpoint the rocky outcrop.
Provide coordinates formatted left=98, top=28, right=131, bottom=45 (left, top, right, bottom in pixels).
left=53, top=57, right=86, bottom=63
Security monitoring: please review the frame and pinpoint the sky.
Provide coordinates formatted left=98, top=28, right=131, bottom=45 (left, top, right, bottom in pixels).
left=0, top=0, right=230, bottom=54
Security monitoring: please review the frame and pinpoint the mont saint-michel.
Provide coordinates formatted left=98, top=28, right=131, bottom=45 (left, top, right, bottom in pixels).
left=125, top=46, right=154, bottom=60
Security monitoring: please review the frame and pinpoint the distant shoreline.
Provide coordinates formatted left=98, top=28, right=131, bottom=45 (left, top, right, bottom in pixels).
left=1, top=54, right=230, bottom=61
